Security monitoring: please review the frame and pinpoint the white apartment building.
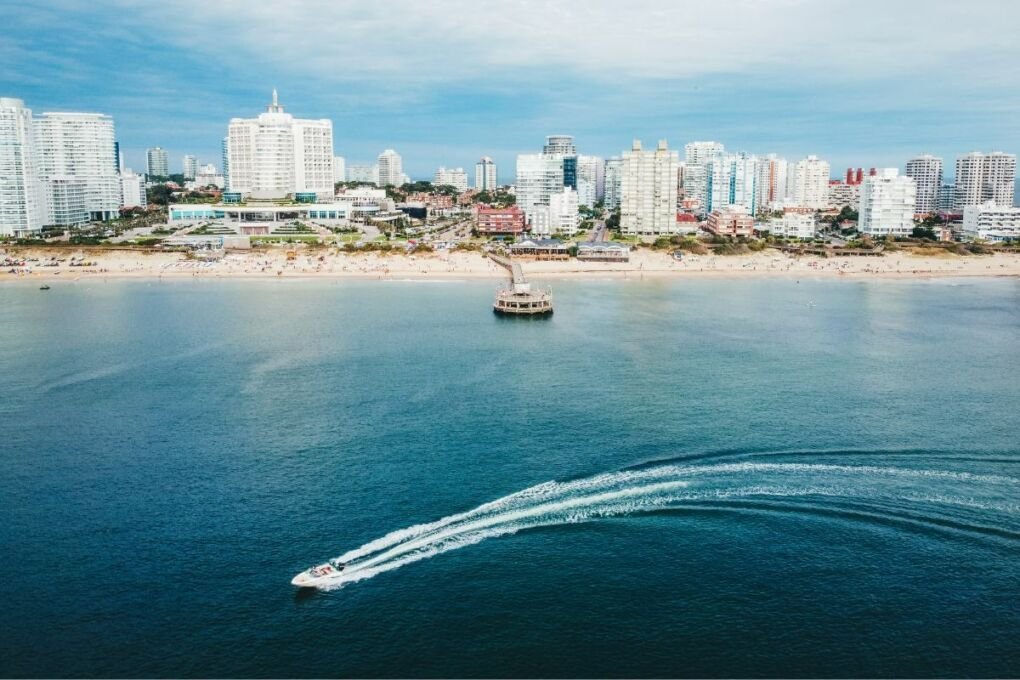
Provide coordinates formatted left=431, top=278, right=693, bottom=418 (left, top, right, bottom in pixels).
left=332, top=156, right=346, bottom=183
left=146, top=147, right=169, bottom=177
left=962, top=202, right=1020, bottom=242
left=35, top=111, right=120, bottom=222
left=433, top=166, right=469, bottom=192
left=0, top=97, right=46, bottom=236
left=227, top=91, right=334, bottom=200
left=755, top=154, right=789, bottom=211
left=954, top=151, right=1016, bottom=209
left=576, top=155, right=605, bottom=207
left=682, top=141, right=725, bottom=213
left=475, top=157, right=497, bottom=191
left=548, top=186, right=580, bottom=235
left=620, top=139, right=679, bottom=236
left=347, top=164, right=378, bottom=185
left=904, top=154, right=943, bottom=215
left=827, top=182, right=860, bottom=210
left=192, top=164, right=224, bottom=189
left=182, top=154, right=198, bottom=180
left=859, top=169, right=917, bottom=237
left=120, top=169, right=146, bottom=208
left=516, top=153, right=564, bottom=228
left=221, top=138, right=230, bottom=190
left=706, top=153, right=757, bottom=214
left=788, top=155, right=831, bottom=210
left=377, top=149, right=403, bottom=187
left=604, top=157, right=623, bottom=210
left=769, top=211, right=817, bottom=239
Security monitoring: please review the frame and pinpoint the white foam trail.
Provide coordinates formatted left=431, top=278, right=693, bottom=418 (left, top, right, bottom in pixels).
left=313, top=462, right=1019, bottom=590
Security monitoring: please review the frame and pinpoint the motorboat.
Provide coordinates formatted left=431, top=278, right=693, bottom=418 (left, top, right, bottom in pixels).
left=39, top=284, right=51, bottom=290
left=291, top=559, right=348, bottom=588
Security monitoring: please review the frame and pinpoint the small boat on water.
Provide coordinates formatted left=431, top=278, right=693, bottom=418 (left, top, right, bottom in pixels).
left=291, top=559, right=349, bottom=588
left=39, top=285, right=50, bottom=290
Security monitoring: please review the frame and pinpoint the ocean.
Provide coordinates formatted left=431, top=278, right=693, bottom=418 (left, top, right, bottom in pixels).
left=1, top=277, right=1018, bottom=678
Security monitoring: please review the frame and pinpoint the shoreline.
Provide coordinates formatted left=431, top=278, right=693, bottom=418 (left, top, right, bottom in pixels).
left=3, top=249, right=1020, bottom=282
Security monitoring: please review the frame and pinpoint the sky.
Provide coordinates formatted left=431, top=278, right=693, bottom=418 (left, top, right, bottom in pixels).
left=2, top=0, right=1018, bottom=182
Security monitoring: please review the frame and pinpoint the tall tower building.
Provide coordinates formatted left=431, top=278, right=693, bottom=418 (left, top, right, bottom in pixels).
left=576, top=155, right=605, bottom=207
left=755, top=154, right=789, bottom=211
left=859, top=169, right=917, bottom=237
left=682, top=141, right=725, bottom=213
left=475, top=156, right=497, bottom=191
left=376, top=149, right=403, bottom=187
left=543, top=135, right=577, bottom=189
left=227, top=90, right=334, bottom=200
left=332, top=156, right=346, bottom=184
left=0, top=98, right=45, bottom=236
left=789, top=155, right=831, bottom=209
left=146, top=147, right=169, bottom=177
left=604, top=157, right=623, bottom=210
left=955, top=152, right=1016, bottom=210
left=35, top=111, right=120, bottom=222
left=620, top=139, right=679, bottom=235
left=904, top=154, right=943, bottom=214
left=221, top=137, right=230, bottom=190
left=706, top=152, right=758, bottom=214
left=516, top=153, right=564, bottom=228
left=182, top=154, right=198, bottom=180
left=433, top=167, right=469, bottom=192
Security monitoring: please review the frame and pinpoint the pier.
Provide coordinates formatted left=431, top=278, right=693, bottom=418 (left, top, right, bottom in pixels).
left=488, top=253, right=553, bottom=316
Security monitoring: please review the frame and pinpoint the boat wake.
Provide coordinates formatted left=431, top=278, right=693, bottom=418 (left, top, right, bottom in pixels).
left=306, top=462, right=1020, bottom=591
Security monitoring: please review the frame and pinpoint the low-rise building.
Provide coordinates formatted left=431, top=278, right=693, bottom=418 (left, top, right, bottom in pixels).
left=476, top=205, right=527, bottom=237
left=962, top=202, right=1020, bottom=242
left=769, top=211, right=817, bottom=239
left=706, top=206, right=754, bottom=237
left=509, top=238, right=570, bottom=259
left=576, top=241, right=630, bottom=262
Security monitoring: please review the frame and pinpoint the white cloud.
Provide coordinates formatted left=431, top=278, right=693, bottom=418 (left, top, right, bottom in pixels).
left=122, top=0, right=1020, bottom=86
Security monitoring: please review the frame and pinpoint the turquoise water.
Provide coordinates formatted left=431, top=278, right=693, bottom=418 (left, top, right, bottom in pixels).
left=1, top=277, right=1018, bottom=677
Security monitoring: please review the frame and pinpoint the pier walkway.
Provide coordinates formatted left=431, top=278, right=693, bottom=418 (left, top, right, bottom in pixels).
left=488, top=252, right=553, bottom=315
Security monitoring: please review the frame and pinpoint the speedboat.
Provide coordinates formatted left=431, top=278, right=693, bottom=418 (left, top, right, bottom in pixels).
left=291, top=559, right=348, bottom=588
left=39, top=284, right=51, bottom=290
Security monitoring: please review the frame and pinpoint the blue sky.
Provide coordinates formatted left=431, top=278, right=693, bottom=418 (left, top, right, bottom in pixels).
left=2, top=0, right=1018, bottom=182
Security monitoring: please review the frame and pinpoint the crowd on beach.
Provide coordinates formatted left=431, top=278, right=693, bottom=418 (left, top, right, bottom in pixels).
left=2, top=247, right=1018, bottom=281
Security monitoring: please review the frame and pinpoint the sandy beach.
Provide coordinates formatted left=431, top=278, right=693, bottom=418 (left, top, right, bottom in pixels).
left=3, top=247, right=1020, bottom=281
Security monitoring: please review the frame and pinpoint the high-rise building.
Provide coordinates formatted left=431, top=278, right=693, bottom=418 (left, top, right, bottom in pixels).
left=146, top=147, right=169, bottom=177
left=120, top=169, right=146, bottom=208
left=684, top=141, right=726, bottom=166
left=0, top=97, right=46, bottom=236
left=904, top=155, right=943, bottom=215
left=938, top=183, right=956, bottom=212
left=516, top=153, right=564, bottom=228
left=789, top=155, right=831, bottom=209
left=859, top=168, right=917, bottom=237
left=475, top=156, right=497, bottom=191
left=962, top=202, right=1020, bottom=242
left=954, top=151, right=1016, bottom=210
left=433, top=167, right=469, bottom=192
left=544, top=135, right=577, bottom=189
left=221, top=137, right=230, bottom=190
left=620, top=139, right=679, bottom=236
left=531, top=186, right=580, bottom=236
left=377, top=149, right=403, bottom=187
left=755, top=154, right=789, bottom=211
left=347, top=164, right=379, bottom=185
left=604, top=157, right=623, bottom=210
left=706, top=152, right=758, bottom=214
left=227, top=90, right=334, bottom=200
left=575, top=155, right=605, bottom=207
left=35, top=111, right=120, bottom=222
left=182, top=154, right=198, bottom=180
left=682, top=141, right=725, bottom=213
left=332, top=156, right=346, bottom=184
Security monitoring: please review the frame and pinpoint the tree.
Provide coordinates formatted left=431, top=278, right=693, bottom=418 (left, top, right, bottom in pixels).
left=147, top=185, right=173, bottom=206
left=911, top=225, right=937, bottom=240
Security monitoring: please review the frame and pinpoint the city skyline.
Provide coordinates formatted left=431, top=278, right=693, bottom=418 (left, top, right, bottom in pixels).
left=3, top=1, right=1018, bottom=180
